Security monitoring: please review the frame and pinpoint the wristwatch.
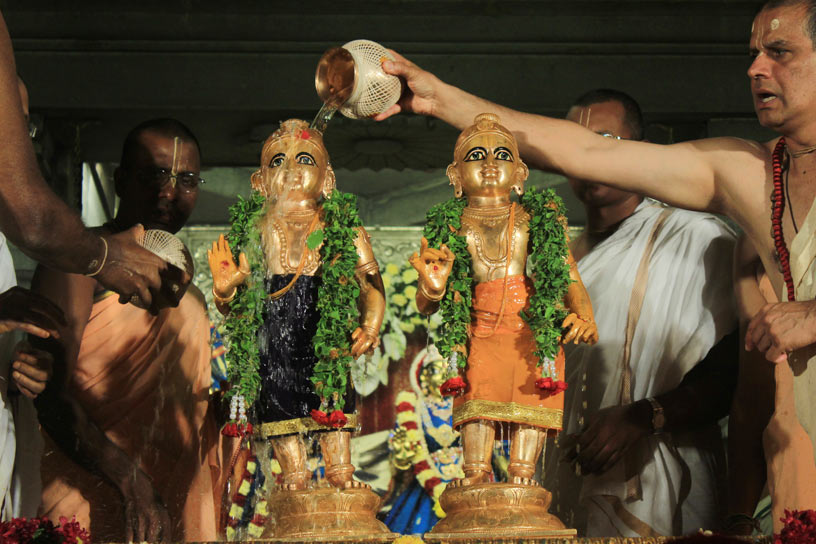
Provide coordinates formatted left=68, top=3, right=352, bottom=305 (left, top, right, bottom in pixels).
left=646, top=397, right=665, bottom=433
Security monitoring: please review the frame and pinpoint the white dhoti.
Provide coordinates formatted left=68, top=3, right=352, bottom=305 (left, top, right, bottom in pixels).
left=545, top=201, right=737, bottom=537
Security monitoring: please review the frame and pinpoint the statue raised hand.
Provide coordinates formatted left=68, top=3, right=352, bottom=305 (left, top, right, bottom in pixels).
left=207, top=234, right=250, bottom=310
left=410, top=236, right=455, bottom=307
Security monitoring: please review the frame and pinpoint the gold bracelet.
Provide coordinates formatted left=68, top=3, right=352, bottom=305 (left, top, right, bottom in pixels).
left=212, top=286, right=237, bottom=304
left=356, top=260, right=379, bottom=275
left=85, top=236, right=108, bottom=277
left=360, top=324, right=379, bottom=336
left=419, top=282, right=444, bottom=302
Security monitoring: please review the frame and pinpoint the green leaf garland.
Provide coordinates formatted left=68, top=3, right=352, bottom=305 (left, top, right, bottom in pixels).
left=222, top=190, right=362, bottom=412
left=421, top=188, right=572, bottom=378
left=223, top=191, right=267, bottom=405
left=520, top=188, right=572, bottom=370
left=312, top=191, right=362, bottom=412
left=422, top=197, right=471, bottom=367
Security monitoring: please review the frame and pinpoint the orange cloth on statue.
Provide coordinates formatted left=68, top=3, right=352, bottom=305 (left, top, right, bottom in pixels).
left=452, top=275, right=565, bottom=431
left=39, top=289, right=234, bottom=542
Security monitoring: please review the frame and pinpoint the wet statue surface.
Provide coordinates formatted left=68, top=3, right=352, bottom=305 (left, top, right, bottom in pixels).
left=209, top=119, right=393, bottom=540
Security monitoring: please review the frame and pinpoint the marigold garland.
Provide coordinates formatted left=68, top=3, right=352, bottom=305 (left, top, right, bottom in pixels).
left=421, top=188, right=572, bottom=387
left=390, top=391, right=463, bottom=518
left=223, top=190, right=362, bottom=416
left=225, top=453, right=268, bottom=540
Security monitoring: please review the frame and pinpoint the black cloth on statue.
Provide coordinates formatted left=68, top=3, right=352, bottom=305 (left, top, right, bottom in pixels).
left=254, top=274, right=354, bottom=425
left=255, top=274, right=322, bottom=423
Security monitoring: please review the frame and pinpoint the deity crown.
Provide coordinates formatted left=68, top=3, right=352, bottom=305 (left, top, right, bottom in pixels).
left=453, top=112, right=517, bottom=158
left=260, top=118, right=329, bottom=165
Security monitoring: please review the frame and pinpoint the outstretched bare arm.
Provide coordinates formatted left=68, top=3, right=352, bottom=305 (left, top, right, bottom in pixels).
left=377, top=51, right=766, bottom=218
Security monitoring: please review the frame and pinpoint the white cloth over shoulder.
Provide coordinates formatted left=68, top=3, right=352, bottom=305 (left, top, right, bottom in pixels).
left=0, top=231, right=19, bottom=520
left=0, top=232, right=42, bottom=521
left=547, top=201, right=737, bottom=537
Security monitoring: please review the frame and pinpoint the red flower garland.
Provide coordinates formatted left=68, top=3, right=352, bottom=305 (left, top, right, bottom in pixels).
left=440, top=376, right=466, bottom=397
left=772, top=137, right=796, bottom=302
left=776, top=509, right=816, bottom=544
left=310, top=409, right=329, bottom=426
left=0, top=516, right=90, bottom=544
left=328, top=409, right=347, bottom=428
left=221, top=421, right=253, bottom=437
left=535, top=377, right=567, bottom=396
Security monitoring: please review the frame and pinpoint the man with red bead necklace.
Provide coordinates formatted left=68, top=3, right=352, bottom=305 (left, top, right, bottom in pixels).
left=376, top=0, right=816, bottom=533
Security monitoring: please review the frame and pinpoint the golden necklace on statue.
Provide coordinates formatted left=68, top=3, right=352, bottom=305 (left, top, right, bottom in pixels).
left=462, top=204, right=527, bottom=281
left=273, top=210, right=322, bottom=275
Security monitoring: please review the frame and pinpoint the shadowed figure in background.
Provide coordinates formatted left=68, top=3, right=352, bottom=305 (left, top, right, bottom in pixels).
left=32, top=119, right=232, bottom=542
left=543, top=89, right=738, bottom=537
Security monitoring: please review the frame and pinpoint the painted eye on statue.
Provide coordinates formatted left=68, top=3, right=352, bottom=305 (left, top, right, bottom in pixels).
left=494, top=147, right=514, bottom=162
left=296, top=152, right=316, bottom=166
left=269, top=153, right=286, bottom=168
left=464, top=147, right=487, bottom=162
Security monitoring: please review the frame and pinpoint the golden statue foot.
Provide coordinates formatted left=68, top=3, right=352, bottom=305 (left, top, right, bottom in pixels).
left=278, top=481, right=309, bottom=491
left=267, top=486, right=397, bottom=541
left=427, top=482, right=576, bottom=540
left=340, top=479, right=371, bottom=490
left=449, top=471, right=491, bottom=488
left=509, top=475, right=540, bottom=487
left=325, top=474, right=371, bottom=490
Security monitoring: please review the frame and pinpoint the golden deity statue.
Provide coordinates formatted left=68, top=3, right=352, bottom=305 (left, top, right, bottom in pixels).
left=208, top=119, right=390, bottom=539
left=411, top=113, right=598, bottom=538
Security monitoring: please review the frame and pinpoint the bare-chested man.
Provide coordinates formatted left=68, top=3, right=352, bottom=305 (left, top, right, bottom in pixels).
left=377, top=0, right=816, bottom=532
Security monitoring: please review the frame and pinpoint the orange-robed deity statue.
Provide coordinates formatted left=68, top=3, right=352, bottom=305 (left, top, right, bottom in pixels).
left=208, top=119, right=385, bottom=492
left=411, top=113, right=598, bottom=489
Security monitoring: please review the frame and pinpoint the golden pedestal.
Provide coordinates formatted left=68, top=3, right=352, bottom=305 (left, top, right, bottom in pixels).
left=266, top=486, right=398, bottom=542
left=426, top=483, right=577, bottom=542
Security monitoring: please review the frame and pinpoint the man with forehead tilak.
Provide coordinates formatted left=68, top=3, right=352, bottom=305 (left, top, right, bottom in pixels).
left=32, top=119, right=227, bottom=543
left=548, top=91, right=738, bottom=537
left=411, top=113, right=598, bottom=491
left=377, top=0, right=816, bottom=530
left=209, top=119, right=385, bottom=493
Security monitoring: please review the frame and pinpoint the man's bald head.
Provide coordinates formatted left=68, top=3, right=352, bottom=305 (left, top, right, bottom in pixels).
left=762, top=0, right=816, bottom=48
left=119, top=118, right=200, bottom=170
left=570, top=88, right=644, bottom=141
left=114, top=118, right=202, bottom=234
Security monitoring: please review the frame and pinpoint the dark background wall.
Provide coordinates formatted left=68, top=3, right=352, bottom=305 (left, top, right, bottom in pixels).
left=2, top=0, right=776, bottom=231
